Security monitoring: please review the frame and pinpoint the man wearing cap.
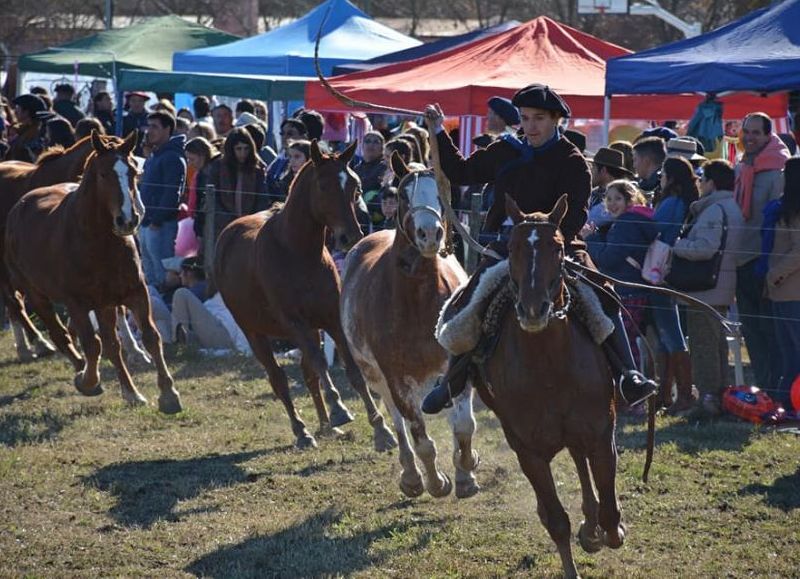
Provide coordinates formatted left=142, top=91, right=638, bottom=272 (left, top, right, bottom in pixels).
left=8, top=94, right=47, bottom=162
left=122, top=92, right=150, bottom=152
left=586, top=147, right=634, bottom=230
left=422, top=83, right=658, bottom=413
left=52, top=84, right=85, bottom=128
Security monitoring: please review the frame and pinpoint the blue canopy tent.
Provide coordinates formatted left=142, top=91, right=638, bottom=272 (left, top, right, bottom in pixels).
left=172, top=0, right=421, bottom=77
left=331, top=21, right=519, bottom=76
left=603, top=0, right=797, bottom=140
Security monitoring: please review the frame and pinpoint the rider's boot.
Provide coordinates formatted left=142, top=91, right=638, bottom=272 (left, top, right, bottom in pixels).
left=422, top=353, right=471, bottom=414
left=603, top=313, right=658, bottom=407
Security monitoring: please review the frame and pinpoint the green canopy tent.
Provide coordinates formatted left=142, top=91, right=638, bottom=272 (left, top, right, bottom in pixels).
left=18, top=15, right=239, bottom=78
left=18, top=15, right=239, bottom=133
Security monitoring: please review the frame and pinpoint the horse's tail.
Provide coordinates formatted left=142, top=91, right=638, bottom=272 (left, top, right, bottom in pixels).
left=642, top=396, right=656, bottom=483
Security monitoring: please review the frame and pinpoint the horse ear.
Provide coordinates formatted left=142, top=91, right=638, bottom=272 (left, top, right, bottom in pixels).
left=390, top=150, right=410, bottom=179
left=91, top=130, right=109, bottom=154
left=549, top=194, right=569, bottom=227
left=505, top=194, right=526, bottom=225
left=309, top=139, right=324, bottom=166
left=338, top=140, right=357, bottom=165
left=118, top=130, right=138, bottom=156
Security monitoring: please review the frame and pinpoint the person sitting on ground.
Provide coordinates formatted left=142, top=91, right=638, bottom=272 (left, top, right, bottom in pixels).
left=206, top=127, right=268, bottom=241
left=671, top=159, right=744, bottom=417
left=765, top=157, right=800, bottom=411
left=148, top=256, right=200, bottom=342
left=170, top=258, right=250, bottom=354
left=44, top=116, right=76, bottom=148
left=587, top=179, right=657, bottom=371
left=421, top=84, right=658, bottom=414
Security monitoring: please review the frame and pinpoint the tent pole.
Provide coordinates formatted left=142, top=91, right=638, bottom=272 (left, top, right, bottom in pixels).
left=603, top=95, right=611, bottom=146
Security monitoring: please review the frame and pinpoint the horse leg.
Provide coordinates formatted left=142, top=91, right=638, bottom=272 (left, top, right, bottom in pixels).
left=24, top=291, right=83, bottom=371
left=5, top=289, right=55, bottom=361
left=450, top=382, right=480, bottom=499
left=96, top=306, right=148, bottom=407
left=382, top=394, right=423, bottom=497
left=67, top=306, right=105, bottom=397
left=328, top=325, right=396, bottom=450
left=248, top=332, right=316, bottom=449
left=299, top=352, right=341, bottom=438
left=125, top=288, right=182, bottom=414
left=589, top=425, right=625, bottom=549
left=569, top=447, right=603, bottom=554
left=516, top=452, right=580, bottom=579
left=287, top=324, right=353, bottom=427
left=397, top=384, right=451, bottom=498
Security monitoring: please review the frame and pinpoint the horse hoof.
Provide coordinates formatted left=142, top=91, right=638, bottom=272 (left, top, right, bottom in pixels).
left=123, top=392, right=148, bottom=407
left=399, top=476, right=424, bottom=498
left=603, top=523, right=626, bottom=549
left=328, top=403, right=354, bottom=428
left=296, top=432, right=318, bottom=450
left=157, top=391, right=183, bottom=414
left=74, top=373, right=104, bottom=397
left=578, top=521, right=604, bottom=554
left=455, top=479, right=480, bottom=499
left=373, top=426, right=398, bottom=453
left=428, top=473, right=453, bottom=498
left=317, top=426, right=346, bottom=439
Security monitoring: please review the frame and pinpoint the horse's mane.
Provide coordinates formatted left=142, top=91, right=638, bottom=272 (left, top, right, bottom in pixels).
left=35, top=135, right=93, bottom=166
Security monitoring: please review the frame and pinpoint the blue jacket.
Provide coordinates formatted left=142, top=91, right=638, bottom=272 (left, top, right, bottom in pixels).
left=654, top=195, right=688, bottom=246
left=587, top=206, right=658, bottom=296
left=141, top=135, right=186, bottom=227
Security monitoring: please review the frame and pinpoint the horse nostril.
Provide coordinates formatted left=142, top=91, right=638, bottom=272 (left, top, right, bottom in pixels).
left=338, top=234, right=349, bottom=247
left=115, top=215, right=125, bottom=228
left=539, top=301, right=551, bottom=318
left=515, top=302, right=525, bottom=319
left=436, top=227, right=443, bottom=242
left=416, top=227, right=426, bottom=241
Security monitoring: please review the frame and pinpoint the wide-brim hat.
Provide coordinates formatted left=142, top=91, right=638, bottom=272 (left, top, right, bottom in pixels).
left=589, top=147, right=634, bottom=176
left=512, top=84, right=571, bottom=118
left=666, top=137, right=705, bottom=161
left=12, top=94, right=47, bottom=115
left=487, top=96, right=520, bottom=126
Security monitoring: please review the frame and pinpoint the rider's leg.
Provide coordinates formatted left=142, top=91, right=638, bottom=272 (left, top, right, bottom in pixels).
left=603, top=312, right=658, bottom=406
left=422, top=352, right=471, bottom=414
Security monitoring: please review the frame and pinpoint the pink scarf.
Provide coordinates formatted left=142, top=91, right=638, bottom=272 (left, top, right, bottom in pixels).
left=735, top=134, right=790, bottom=220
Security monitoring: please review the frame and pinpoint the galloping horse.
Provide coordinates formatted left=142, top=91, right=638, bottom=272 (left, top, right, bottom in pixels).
left=5, top=131, right=182, bottom=414
left=0, top=136, right=100, bottom=360
left=341, top=154, right=479, bottom=499
left=215, top=140, right=395, bottom=450
left=480, top=194, right=624, bottom=579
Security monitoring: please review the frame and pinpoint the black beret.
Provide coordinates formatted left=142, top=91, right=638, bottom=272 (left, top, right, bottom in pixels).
left=12, top=94, right=47, bottom=115
left=487, top=96, right=520, bottom=126
left=564, top=129, right=586, bottom=153
left=512, top=84, right=571, bottom=118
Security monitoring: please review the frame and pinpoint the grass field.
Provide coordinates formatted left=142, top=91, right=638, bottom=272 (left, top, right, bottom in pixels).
left=0, top=331, right=798, bottom=578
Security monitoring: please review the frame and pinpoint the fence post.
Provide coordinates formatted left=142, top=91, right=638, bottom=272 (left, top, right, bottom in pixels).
left=466, top=190, right=483, bottom=274
left=202, top=184, right=216, bottom=281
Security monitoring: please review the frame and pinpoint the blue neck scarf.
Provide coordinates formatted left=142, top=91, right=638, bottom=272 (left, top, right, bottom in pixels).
left=498, top=129, right=561, bottom=178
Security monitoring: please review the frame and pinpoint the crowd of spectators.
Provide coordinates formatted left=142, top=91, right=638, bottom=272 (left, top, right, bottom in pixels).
left=0, top=85, right=797, bottom=416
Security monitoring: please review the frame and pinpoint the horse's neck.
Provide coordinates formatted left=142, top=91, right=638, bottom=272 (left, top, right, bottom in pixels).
left=68, top=168, right=112, bottom=236
left=47, top=140, right=94, bottom=181
left=277, top=166, right=326, bottom=252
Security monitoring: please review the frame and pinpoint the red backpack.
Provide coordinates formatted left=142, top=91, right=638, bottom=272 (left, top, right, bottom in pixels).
left=721, top=386, right=780, bottom=424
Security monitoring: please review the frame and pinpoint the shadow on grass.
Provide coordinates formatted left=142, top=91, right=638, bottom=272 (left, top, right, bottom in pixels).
left=739, top=466, right=800, bottom=512
left=84, top=449, right=272, bottom=528
left=617, top=416, right=756, bottom=455
left=0, top=382, right=44, bottom=408
left=185, top=507, right=444, bottom=578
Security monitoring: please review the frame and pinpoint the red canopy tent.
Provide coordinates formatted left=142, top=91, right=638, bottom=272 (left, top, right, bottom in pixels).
left=305, top=16, right=786, bottom=119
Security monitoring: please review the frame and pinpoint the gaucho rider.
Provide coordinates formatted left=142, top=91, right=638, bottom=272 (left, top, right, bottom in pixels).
left=422, top=83, right=658, bottom=414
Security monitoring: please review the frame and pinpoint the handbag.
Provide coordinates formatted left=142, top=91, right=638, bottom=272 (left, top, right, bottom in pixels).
left=665, top=204, right=728, bottom=292
left=641, top=236, right=672, bottom=285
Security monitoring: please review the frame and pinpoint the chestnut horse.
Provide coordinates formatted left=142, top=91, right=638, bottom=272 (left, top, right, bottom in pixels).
left=215, top=140, right=395, bottom=450
left=5, top=131, right=182, bottom=414
left=341, top=154, right=479, bottom=499
left=0, top=136, right=100, bottom=360
left=479, top=194, right=624, bottom=579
